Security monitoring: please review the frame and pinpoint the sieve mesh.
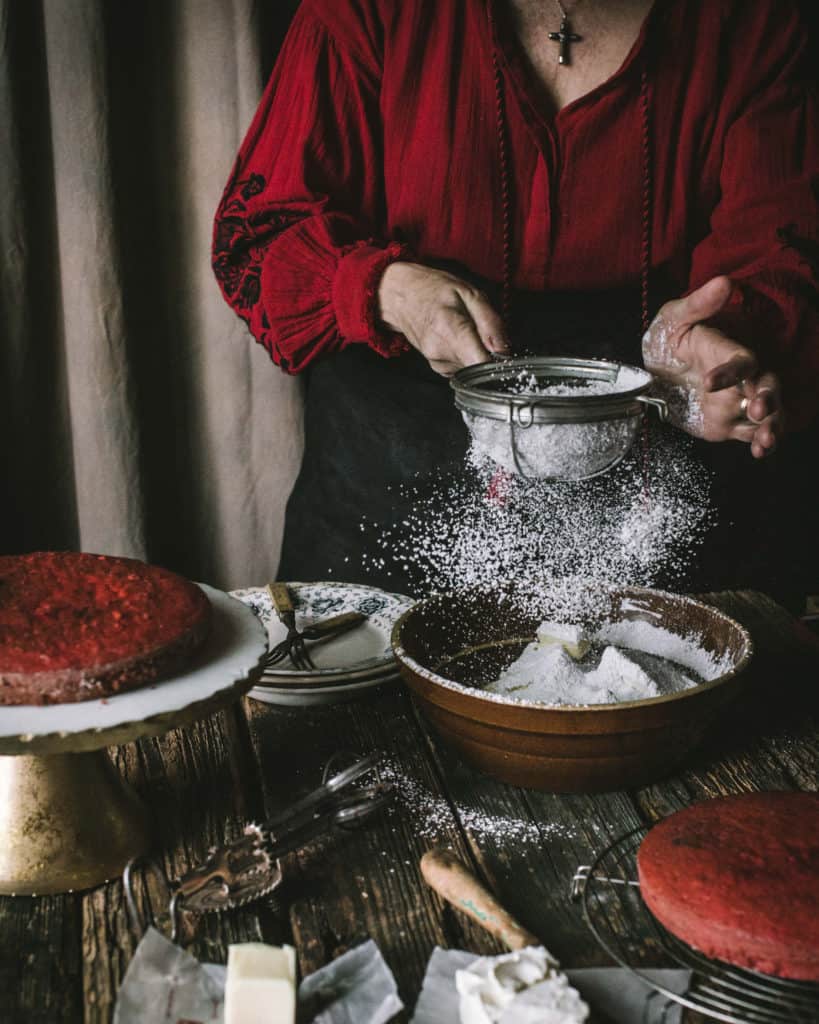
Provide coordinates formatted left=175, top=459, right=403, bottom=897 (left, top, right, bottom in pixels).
left=452, top=357, right=665, bottom=480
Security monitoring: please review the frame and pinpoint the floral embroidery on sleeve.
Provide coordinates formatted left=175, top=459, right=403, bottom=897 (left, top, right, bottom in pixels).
left=212, top=171, right=305, bottom=331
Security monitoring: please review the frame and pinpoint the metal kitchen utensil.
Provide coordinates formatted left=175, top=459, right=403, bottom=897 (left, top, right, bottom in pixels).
left=123, top=752, right=393, bottom=942
left=267, top=582, right=315, bottom=670
left=451, top=356, right=667, bottom=480
left=264, top=611, right=367, bottom=669
left=571, top=826, right=819, bottom=1023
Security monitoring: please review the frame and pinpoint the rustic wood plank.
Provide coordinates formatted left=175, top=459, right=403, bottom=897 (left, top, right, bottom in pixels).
left=763, top=730, right=819, bottom=791
left=0, top=893, right=83, bottom=1023
left=718, top=592, right=819, bottom=792
left=688, top=591, right=819, bottom=795
left=634, top=592, right=817, bottom=816
left=700, top=590, right=819, bottom=710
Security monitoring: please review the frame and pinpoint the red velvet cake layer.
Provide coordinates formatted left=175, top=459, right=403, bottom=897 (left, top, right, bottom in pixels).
left=638, top=791, right=819, bottom=980
left=0, top=551, right=211, bottom=705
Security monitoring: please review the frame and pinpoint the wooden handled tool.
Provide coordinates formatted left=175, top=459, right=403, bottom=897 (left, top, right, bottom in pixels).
left=267, top=582, right=295, bottom=620
left=420, top=848, right=539, bottom=951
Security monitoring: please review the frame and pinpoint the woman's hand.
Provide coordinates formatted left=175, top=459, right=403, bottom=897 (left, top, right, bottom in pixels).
left=378, top=262, right=510, bottom=376
left=642, top=276, right=783, bottom=458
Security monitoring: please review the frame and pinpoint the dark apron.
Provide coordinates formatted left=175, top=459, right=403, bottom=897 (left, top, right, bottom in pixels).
left=278, top=281, right=816, bottom=610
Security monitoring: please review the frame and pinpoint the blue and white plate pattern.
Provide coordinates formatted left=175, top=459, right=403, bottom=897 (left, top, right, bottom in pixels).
left=230, top=581, right=415, bottom=679
left=245, top=671, right=402, bottom=707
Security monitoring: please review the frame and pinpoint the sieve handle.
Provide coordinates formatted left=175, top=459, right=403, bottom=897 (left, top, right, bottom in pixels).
left=636, top=394, right=668, bottom=422
left=420, top=848, right=539, bottom=950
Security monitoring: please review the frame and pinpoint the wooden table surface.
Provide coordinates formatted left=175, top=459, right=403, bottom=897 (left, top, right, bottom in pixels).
left=1, top=591, right=817, bottom=1024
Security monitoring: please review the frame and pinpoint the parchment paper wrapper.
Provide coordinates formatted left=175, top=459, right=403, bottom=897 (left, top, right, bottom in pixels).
left=410, top=947, right=691, bottom=1024
left=114, top=931, right=402, bottom=1024
left=113, top=927, right=226, bottom=1024
left=298, top=939, right=403, bottom=1023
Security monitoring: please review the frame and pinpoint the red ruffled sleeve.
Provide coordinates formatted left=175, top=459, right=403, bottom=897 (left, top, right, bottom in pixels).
left=211, top=3, right=410, bottom=374
left=688, top=2, right=819, bottom=429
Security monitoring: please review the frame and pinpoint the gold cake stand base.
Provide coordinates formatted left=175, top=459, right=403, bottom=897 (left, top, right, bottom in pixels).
left=0, top=752, right=151, bottom=895
left=0, top=586, right=267, bottom=896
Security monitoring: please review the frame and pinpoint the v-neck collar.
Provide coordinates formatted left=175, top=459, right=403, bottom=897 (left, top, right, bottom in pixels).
left=488, top=0, right=664, bottom=135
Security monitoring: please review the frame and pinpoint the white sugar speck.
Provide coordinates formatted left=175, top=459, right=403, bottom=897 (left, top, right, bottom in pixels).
left=381, top=762, right=577, bottom=845
left=364, top=428, right=714, bottom=624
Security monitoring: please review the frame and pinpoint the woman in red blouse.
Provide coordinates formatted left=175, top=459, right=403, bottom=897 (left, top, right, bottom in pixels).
left=213, top=0, right=818, bottom=599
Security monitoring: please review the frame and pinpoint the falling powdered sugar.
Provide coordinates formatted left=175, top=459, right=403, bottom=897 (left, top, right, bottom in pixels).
left=364, top=427, right=715, bottom=624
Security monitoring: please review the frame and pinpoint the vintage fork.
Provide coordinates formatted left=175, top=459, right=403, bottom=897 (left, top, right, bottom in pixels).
left=264, top=610, right=367, bottom=669
left=267, top=581, right=315, bottom=670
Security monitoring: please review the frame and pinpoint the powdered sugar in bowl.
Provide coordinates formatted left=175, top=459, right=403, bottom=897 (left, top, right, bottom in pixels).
left=451, top=357, right=668, bottom=480
left=391, top=587, right=753, bottom=792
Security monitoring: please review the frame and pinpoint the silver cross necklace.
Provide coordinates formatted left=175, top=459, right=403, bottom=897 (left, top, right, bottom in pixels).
left=548, top=0, right=583, bottom=66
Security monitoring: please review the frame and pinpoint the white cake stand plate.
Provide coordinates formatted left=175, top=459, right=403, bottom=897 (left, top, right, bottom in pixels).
left=0, top=586, right=267, bottom=895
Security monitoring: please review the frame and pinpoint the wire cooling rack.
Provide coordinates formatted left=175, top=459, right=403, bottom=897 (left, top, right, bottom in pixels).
left=571, top=826, right=819, bottom=1024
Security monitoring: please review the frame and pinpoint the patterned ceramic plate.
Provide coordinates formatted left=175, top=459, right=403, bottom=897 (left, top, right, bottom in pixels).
left=230, top=582, right=415, bottom=679
left=247, top=671, right=401, bottom=707
left=257, top=658, right=401, bottom=688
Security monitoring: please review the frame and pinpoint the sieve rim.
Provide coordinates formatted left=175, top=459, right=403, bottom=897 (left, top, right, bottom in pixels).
left=451, top=356, right=654, bottom=425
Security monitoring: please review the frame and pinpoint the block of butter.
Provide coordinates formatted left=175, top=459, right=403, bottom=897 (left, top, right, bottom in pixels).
left=224, top=942, right=296, bottom=1024
left=534, top=621, right=591, bottom=661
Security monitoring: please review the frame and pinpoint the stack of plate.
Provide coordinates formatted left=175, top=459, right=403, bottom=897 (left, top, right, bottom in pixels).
left=230, top=581, right=415, bottom=706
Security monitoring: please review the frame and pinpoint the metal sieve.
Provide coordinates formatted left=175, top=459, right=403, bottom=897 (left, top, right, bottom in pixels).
left=451, top=356, right=668, bottom=480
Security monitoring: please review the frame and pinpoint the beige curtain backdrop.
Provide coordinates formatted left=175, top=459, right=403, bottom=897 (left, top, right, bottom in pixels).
left=0, top=0, right=303, bottom=590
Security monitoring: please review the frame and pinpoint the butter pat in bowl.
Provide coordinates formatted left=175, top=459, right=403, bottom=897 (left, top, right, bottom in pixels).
left=224, top=942, right=296, bottom=1024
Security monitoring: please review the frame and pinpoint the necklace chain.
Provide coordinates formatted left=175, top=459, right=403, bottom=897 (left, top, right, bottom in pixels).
left=554, top=0, right=585, bottom=19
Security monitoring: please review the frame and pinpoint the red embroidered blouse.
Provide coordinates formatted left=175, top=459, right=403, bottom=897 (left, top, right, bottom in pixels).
left=212, top=0, right=819, bottom=427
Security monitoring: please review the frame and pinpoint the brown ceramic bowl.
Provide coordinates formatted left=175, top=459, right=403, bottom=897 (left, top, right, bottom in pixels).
left=391, top=587, right=753, bottom=792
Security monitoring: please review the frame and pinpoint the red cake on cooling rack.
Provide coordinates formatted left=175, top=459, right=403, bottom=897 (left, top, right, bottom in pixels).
left=0, top=551, right=211, bottom=705
left=637, top=791, right=819, bottom=981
